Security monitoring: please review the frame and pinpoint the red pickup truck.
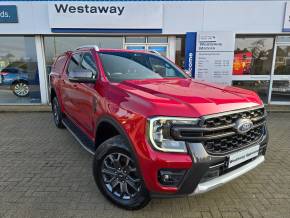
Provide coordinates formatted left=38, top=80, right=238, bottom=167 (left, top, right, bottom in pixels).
left=50, top=45, right=268, bottom=210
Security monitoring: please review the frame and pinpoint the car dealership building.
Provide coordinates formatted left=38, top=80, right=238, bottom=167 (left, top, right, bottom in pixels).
left=0, top=0, right=290, bottom=105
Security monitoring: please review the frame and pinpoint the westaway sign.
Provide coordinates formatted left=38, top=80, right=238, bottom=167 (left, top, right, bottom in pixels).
left=54, top=4, right=125, bottom=16
left=48, top=3, right=163, bottom=32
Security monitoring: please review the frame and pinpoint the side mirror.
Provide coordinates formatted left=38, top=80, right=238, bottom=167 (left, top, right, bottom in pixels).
left=68, top=70, right=96, bottom=83
left=184, top=70, right=192, bottom=78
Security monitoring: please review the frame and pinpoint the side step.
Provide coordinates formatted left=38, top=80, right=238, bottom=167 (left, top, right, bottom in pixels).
left=62, top=117, right=95, bottom=155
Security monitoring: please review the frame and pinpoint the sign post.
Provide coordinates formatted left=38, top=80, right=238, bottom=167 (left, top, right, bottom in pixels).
left=195, top=31, right=235, bottom=86
left=184, top=32, right=197, bottom=78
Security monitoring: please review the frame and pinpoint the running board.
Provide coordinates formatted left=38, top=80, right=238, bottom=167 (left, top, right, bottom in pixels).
left=62, top=117, right=95, bottom=155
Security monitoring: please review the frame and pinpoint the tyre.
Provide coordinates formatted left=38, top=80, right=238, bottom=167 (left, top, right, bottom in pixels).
left=52, top=97, right=64, bottom=128
left=12, top=81, right=29, bottom=97
left=93, top=135, right=150, bottom=210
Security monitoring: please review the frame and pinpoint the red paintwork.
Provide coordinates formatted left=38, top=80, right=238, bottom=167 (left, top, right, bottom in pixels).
left=50, top=48, right=263, bottom=194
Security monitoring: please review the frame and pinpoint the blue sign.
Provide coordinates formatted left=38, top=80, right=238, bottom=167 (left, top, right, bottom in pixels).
left=184, top=32, right=197, bottom=78
left=148, top=46, right=167, bottom=52
left=126, top=46, right=145, bottom=51
left=0, top=5, right=18, bottom=23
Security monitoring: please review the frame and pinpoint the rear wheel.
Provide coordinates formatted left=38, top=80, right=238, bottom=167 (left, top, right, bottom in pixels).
left=52, top=97, right=64, bottom=128
left=12, top=81, right=29, bottom=97
left=93, top=136, right=150, bottom=210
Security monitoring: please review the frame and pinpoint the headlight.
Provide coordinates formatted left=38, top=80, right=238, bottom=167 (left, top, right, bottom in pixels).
left=147, top=117, right=199, bottom=153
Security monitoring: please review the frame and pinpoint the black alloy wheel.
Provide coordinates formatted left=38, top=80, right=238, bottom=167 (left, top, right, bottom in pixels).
left=93, top=136, right=150, bottom=210
left=101, top=152, right=141, bottom=200
left=52, top=97, right=64, bottom=128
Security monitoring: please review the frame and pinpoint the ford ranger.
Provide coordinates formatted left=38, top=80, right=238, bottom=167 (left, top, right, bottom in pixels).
left=50, top=45, right=268, bottom=210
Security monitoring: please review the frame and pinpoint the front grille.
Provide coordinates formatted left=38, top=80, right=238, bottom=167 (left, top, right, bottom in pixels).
left=204, top=126, right=263, bottom=154
left=170, top=107, right=266, bottom=155
left=202, top=108, right=265, bottom=128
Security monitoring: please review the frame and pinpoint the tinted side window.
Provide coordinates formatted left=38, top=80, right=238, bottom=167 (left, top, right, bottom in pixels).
left=52, top=55, right=68, bottom=74
left=67, top=53, right=82, bottom=75
left=3, top=68, right=18, bottom=74
left=130, top=53, right=150, bottom=68
left=80, top=52, right=98, bottom=77
left=148, top=56, right=183, bottom=78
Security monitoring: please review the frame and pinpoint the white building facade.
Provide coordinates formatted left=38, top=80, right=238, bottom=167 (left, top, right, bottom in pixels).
left=0, top=1, right=290, bottom=105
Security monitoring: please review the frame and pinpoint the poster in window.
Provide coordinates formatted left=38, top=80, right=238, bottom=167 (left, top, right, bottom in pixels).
left=233, top=52, right=252, bottom=75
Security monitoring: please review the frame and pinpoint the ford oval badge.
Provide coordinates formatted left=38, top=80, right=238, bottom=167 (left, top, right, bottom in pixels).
left=235, top=118, right=253, bottom=134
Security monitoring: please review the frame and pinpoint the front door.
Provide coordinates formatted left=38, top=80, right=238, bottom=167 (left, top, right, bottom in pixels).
left=270, top=40, right=290, bottom=104
left=71, top=52, right=98, bottom=136
left=61, top=52, right=82, bottom=120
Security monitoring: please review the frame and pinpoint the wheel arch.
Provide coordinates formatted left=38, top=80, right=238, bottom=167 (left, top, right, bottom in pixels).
left=94, top=115, right=147, bottom=191
left=10, top=79, right=29, bottom=89
left=50, top=87, right=57, bottom=103
left=94, top=116, right=137, bottom=161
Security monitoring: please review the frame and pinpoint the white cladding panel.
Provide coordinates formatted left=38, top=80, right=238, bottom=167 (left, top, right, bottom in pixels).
left=163, top=2, right=204, bottom=34
left=203, top=1, right=285, bottom=33
left=0, top=1, right=286, bottom=34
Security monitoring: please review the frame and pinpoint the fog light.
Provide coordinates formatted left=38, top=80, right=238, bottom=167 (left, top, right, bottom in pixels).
left=158, top=169, right=186, bottom=186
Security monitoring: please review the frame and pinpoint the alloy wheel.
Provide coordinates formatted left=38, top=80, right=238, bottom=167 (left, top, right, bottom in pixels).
left=14, top=82, right=29, bottom=97
left=53, top=101, right=59, bottom=124
left=101, top=152, right=141, bottom=200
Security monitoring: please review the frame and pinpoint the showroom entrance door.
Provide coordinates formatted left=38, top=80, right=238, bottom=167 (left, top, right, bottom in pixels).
left=125, top=44, right=168, bottom=57
left=124, top=36, right=169, bottom=58
left=269, top=36, right=290, bottom=104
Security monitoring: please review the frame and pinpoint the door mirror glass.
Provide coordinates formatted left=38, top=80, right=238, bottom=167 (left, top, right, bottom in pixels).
left=68, top=69, right=96, bottom=83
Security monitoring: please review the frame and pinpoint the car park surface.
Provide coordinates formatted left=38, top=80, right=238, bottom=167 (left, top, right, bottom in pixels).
left=0, top=112, right=289, bottom=217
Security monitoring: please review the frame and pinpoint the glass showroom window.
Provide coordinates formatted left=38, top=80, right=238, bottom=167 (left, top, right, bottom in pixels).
left=232, top=36, right=275, bottom=103
left=233, top=36, right=274, bottom=75
left=0, top=36, right=40, bottom=104
left=232, top=80, right=270, bottom=103
left=124, top=36, right=169, bottom=58
left=175, top=36, right=185, bottom=69
left=233, top=36, right=274, bottom=76
left=271, top=80, right=290, bottom=102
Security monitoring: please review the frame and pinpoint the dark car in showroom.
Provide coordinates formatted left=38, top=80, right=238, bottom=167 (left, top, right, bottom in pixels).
left=0, top=63, right=39, bottom=97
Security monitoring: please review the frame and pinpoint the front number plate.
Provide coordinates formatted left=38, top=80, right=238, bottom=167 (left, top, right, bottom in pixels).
left=228, top=144, right=260, bottom=168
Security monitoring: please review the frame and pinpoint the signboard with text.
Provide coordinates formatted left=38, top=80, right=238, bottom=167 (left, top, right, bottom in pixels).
left=195, top=31, right=235, bottom=86
left=0, top=5, right=18, bottom=23
left=185, top=32, right=197, bottom=77
left=48, top=3, right=163, bottom=30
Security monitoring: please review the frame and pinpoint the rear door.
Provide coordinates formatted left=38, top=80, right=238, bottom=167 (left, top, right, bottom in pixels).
left=50, top=54, right=68, bottom=103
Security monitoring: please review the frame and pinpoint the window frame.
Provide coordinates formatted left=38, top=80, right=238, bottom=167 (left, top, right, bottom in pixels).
left=66, top=52, right=83, bottom=76
left=79, top=51, right=99, bottom=78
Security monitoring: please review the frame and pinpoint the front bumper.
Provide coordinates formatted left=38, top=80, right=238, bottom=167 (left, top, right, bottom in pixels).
left=149, top=126, right=268, bottom=197
left=190, top=155, right=264, bottom=195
